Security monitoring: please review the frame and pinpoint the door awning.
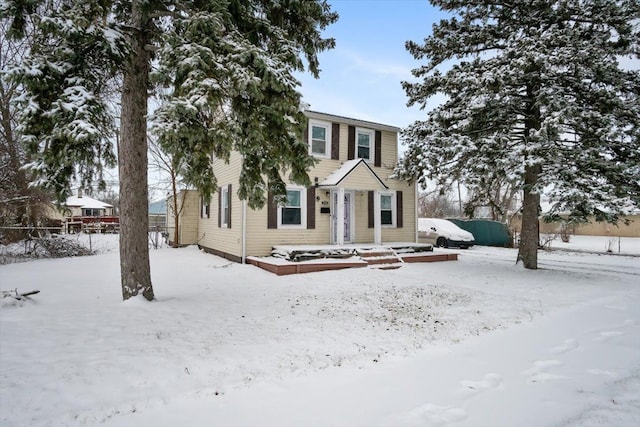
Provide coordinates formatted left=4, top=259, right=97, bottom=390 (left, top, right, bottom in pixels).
left=318, top=158, right=388, bottom=190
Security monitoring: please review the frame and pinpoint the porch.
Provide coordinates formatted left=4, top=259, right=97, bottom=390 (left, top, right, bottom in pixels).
left=246, top=242, right=459, bottom=275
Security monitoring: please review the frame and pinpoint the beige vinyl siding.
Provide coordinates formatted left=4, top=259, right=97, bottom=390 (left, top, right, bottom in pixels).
left=242, top=123, right=414, bottom=256
left=199, top=113, right=416, bottom=257
left=167, top=190, right=199, bottom=245
left=243, top=180, right=416, bottom=256
left=307, top=127, right=397, bottom=188
left=379, top=130, right=398, bottom=170
left=349, top=181, right=416, bottom=244
left=198, top=151, right=244, bottom=258
left=339, top=166, right=383, bottom=189
left=352, top=191, right=371, bottom=243
left=245, top=191, right=331, bottom=256
left=383, top=180, right=417, bottom=242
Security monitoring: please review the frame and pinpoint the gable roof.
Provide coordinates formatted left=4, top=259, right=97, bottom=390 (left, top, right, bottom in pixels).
left=318, top=158, right=388, bottom=189
left=65, top=195, right=113, bottom=210
left=304, top=110, right=401, bottom=133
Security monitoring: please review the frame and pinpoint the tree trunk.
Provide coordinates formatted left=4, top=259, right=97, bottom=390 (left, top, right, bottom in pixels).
left=517, top=164, right=541, bottom=269
left=0, top=82, right=29, bottom=224
left=118, top=0, right=154, bottom=301
left=517, top=73, right=542, bottom=270
left=171, top=169, right=180, bottom=247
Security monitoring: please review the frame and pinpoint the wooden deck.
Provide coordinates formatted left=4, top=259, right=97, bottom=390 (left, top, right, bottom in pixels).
left=247, top=243, right=459, bottom=275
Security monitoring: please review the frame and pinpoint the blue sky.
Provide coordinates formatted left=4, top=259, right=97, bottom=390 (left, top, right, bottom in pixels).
left=296, top=0, right=445, bottom=130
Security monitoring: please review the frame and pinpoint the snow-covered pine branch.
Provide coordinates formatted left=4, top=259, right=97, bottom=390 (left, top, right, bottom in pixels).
left=398, top=0, right=640, bottom=269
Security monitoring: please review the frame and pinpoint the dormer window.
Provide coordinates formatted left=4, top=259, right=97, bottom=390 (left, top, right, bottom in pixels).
left=309, top=120, right=332, bottom=158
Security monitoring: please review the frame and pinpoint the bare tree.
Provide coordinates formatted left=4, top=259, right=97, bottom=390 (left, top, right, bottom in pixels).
left=465, top=178, right=519, bottom=223
left=148, top=136, right=186, bottom=247
left=418, top=190, right=460, bottom=218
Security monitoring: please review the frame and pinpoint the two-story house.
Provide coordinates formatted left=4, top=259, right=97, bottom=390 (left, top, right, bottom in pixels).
left=170, top=110, right=417, bottom=261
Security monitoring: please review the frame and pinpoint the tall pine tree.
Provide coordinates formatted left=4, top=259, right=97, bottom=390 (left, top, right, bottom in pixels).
left=2, top=0, right=337, bottom=299
left=398, top=0, right=640, bottom=268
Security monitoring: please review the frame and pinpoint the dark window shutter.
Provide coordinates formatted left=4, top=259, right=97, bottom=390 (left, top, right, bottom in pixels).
left=267, top=190, right=277, bottom=229
left=331, top=123, right=340, bottom=160
left=304, top=121, right=309, bottom=147
left=227, top=184, right=232, bottom=228
left=218, top=187, right=221, bottom=227
left=368, top=191, right=374, bottom=228
left=396, top=190, right=403, bottom=228
left=347, top=125, right=355, bottom=160
left=307, top=187, right=315, bottom=229
left=374, top=130, right=382, bottom=167
left=200, top=197, right=203, bottom=219
left=206, top=203, right=210, bottom=219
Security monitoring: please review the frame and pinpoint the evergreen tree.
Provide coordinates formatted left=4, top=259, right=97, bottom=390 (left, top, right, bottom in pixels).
left=2, top=0, right=337, bottom=299
left=0, top=6, right=57, bottom=230
left=397, top=0, right=640, bottom=269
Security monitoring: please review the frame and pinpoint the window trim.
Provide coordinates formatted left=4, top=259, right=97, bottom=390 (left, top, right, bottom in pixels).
left=82, top=208, right=102, bottom=217
left=277, top=186, right=307, bottom=229
left=356, top=127, right=374, bottom=163
left=221, top=186, right=230, bottom=228
left=380, top=192, right=395, bottom=227
left=308, top=120, right=332, bottom=159
left=201, top=197, right=210, bottom=219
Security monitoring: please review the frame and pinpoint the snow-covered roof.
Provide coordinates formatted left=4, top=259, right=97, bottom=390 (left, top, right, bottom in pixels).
left=318, top=158, right=388, bottom=189
left=304, top=110, right=401, bottom=133
left=149, top=200, right=167, bottom=215
left=65, top=195, right=113, bottom=210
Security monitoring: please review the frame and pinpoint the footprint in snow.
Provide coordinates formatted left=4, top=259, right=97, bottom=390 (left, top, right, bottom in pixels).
left=387, top=403, right=467, bottom=427
left=460, top=373, right=503, bottom=394
left=549, top=338, right=579, bottom=354
left=523, top=360, right=566, bottom=384
left=593, top=330, right=624, bottom=342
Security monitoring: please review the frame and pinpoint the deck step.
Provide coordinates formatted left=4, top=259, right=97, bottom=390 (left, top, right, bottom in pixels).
left=357, top=247, right=403, bottom=269
left=370, top=262, right=403, bottom=270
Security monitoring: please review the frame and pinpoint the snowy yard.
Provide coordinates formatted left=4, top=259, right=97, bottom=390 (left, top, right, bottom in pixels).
left=1, top=235, right=639, bottom=426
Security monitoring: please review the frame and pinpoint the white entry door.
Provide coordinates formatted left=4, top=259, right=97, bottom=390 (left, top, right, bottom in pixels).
left=332, top=191, right=353, bottom=244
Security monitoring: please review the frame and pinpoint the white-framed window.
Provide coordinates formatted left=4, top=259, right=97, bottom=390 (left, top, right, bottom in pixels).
left=380, top=192, right=395, bottom=226
left=221, top=186, right=229, bottom=227
left=309, top=120, right=331, bottom=158
left=356, top=128, right=374, bottom=162
left=201, top=197, right=210, bottom=219
left=82, top=208, right=102, bottom=217
left=278, top=187, right=306, bottom=228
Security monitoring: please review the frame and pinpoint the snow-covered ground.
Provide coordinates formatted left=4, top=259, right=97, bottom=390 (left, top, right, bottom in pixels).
left=544, top=234, right=640, bottom=255
left=0, top=235, right=639, bottom=426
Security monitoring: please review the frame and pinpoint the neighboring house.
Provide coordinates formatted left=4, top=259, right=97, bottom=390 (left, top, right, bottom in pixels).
left=525, top=213, right=640, bottom=238
left=149, top=199, right=167, bottom=229
left=63, top=195, right=115, bottom=217
left=510, top=198, right=640, bottom=238
left=177, top=110, right=417, bottom=261
left=166, top=190, right=200, bottom=246
left=45, top=193, right=118, bottom=233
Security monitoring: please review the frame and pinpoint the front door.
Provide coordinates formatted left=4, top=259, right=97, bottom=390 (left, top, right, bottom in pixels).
left=332, top=191, right=353, bottom=244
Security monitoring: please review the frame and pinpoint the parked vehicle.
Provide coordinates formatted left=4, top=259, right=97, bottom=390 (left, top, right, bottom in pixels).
left=418, top=218, right=475, bottom=249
